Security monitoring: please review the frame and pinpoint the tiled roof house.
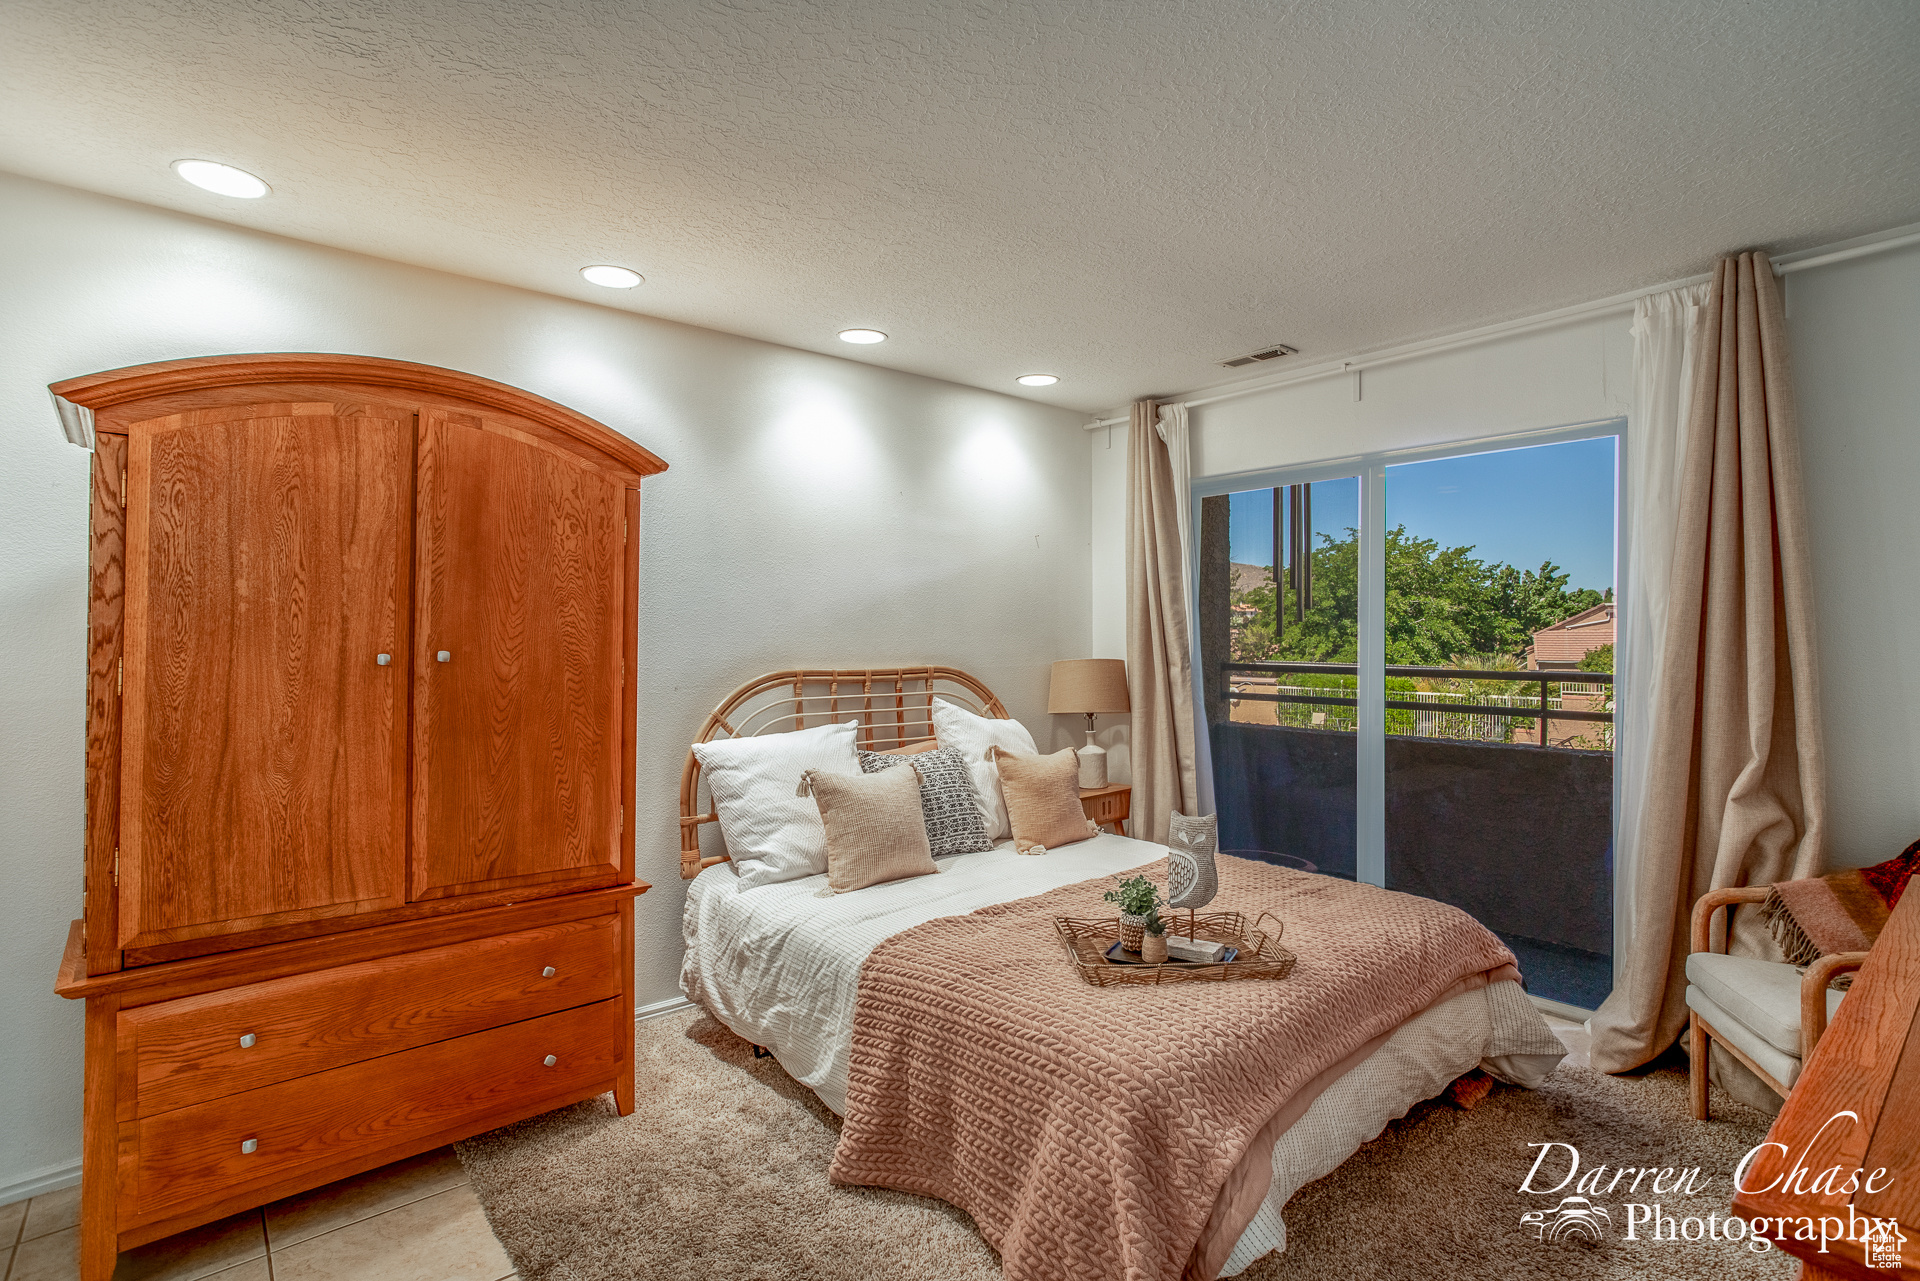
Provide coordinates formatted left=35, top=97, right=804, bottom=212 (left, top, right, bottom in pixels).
left=1527, top=602, right=1615, bottom=669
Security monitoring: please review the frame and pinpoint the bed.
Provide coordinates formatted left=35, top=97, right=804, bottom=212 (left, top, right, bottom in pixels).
left=677, top=668, right=1566, bottom=1278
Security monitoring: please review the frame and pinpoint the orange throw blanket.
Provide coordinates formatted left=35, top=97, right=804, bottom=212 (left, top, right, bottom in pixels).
left=829, top=855, right=1519, bottom=1281
left=1761, top=837, right=1920, bottom=964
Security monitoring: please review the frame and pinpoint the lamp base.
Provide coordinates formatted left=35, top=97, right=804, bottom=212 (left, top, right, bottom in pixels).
left=1077, top=732, right=1108, bottom=789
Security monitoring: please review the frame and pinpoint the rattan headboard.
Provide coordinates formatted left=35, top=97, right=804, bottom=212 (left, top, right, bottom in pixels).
left=679, top=666, right=1009, bottom=879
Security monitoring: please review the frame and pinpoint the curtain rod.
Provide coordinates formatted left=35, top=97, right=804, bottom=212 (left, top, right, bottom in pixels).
left=1773, top=226, right=1920, bottom=275
left=1085, top=220, right=1920, bottom=430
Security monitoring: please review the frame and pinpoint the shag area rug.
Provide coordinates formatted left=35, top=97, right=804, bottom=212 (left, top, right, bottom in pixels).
left=457, top=1007, right=1796, bottom=1281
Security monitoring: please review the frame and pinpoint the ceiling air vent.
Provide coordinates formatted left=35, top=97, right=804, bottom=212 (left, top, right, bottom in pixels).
left=1218, top=343, right=1298, bottom=369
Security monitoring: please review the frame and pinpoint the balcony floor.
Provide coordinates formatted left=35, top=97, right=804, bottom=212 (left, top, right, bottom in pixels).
left=1497, top=932, right=1612, bottom=1012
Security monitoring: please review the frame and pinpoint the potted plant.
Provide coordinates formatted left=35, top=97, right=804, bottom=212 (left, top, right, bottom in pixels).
left=1140, top=909, right=1169, bottom=964
left=1103, top=874, right=1163, bottom=954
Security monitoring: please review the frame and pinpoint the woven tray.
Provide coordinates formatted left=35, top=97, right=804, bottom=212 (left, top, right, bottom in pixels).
left=1054, top=910, right=1296, bottom=986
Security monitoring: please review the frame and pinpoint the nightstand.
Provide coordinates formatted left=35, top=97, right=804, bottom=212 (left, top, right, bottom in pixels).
left=1080, top=784, right=1130, bottom=837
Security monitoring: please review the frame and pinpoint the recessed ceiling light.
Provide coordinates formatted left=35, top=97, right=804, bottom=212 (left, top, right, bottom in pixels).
left=1016, top=374, right=1060, bottom=387
left=580, top=264, right=643, bottom=289
left=171, top=159, right=269, bottom=199
left=838, top=329, right=888, bottom=344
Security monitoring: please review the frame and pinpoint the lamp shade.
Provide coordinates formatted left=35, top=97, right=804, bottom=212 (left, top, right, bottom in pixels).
left=1048, top=659, right=1130, bottom=715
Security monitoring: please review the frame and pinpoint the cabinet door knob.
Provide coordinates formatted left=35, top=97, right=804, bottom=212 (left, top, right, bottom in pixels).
left=238, top=1033, right=256, bottom=1049
left=240, top=1139, right=258, bottom=1155
left=542, top=966, right=556, bottom=978
left=543, top=1054, right=558, bottom=1068
left=375, top=653, right=391, bottom=666
left=437, top=650, right=451, bottom=663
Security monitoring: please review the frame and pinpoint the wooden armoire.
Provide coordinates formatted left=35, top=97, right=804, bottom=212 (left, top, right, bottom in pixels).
left=50, top=354, right=663, bottom=1280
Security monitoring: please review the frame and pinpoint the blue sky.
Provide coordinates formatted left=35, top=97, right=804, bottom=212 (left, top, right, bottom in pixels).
left=1227, top=436, right=1617, bottom=591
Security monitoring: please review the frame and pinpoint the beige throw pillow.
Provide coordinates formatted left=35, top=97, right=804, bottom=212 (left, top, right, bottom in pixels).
left=992, top=747, right=1097, bottom=854
left=798, top=764, right=938, bottom=893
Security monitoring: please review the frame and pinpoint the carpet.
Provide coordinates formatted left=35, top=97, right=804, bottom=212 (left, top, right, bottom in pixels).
left=457, top=1007, right=1796, bottom=1281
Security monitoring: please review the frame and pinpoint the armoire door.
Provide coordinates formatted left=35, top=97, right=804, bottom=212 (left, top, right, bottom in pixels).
left=411, top=410, right=628, bottom=901
left=118, top=402, right=414, bottom=951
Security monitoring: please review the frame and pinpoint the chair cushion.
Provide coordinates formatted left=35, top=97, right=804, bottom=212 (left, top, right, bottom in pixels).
left=1686, top=986, right=1804, bottom=1088
left=1684, top=951, right=1846, bottom=1058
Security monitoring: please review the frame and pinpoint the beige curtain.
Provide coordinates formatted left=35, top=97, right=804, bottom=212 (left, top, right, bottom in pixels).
left=1126, top=399, right=1199, bottom=843
left=1590, top=252, right=1827, bottom=1073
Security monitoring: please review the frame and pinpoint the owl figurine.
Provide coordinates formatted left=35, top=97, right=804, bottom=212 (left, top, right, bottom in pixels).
left=1165, top=811, right=1219, bottom=913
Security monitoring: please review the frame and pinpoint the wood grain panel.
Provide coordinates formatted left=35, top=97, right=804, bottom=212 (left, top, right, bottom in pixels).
left=87, top=434, right=128, bottom=974
left=119, top=402, right=413, bottom=949
left=125, top=997, right=623, bottom=1221
left=411, top=410, right=625, bottom=901
left=81, top=995, right=120, bottom=1281
left=115, top=1070, right=615, bottom=1249
left=622, top=486, right=639, bottom=885
left=1733, top=887, right=1920, bottom=1277
left=51, top=353, right=667, bottom=479
left=122, top=917, right=619, bottom=1116
left=74, top=380, right=647, bottom=488
left=118, top=875, right=651, bottom=966
left=1858, top=1011, right=1920, bottom=1222
left=616, top=895, right=635, bottom=1116
left=56, top=886, right=644, bottom=1005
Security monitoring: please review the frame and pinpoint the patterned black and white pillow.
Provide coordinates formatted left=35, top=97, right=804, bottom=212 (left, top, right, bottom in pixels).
left=857, top=746, right=994, bottom=857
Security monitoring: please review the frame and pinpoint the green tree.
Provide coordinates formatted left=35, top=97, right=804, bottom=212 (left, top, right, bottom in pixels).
left=1577, top=643, right=1614, bottom=673
left=1490, top=562, right=1608, bottom=640
left=1229, top=526, right=1608, bottom=667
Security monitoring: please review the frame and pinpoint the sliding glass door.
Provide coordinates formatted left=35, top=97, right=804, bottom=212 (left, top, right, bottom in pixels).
left=1199, top=477, right=1361, bottom=879
left=1195, top=424, right=1621, bottom=1011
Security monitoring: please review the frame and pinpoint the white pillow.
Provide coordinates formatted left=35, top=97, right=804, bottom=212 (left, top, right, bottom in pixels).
left=930, top=697, right=1037, bottom=842
left=693, top=720, right=861, bottom=889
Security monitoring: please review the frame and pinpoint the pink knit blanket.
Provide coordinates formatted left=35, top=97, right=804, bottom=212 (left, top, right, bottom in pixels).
left=829, top=855, right=1518, bottom=1281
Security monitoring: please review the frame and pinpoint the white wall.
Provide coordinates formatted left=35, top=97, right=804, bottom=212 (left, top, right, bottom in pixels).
left=1788, top=242, right=1920, bottom=867
left=1088, top=248, right=1920, bottom=874
left=0, top=173, right=1091, bottom=1196
left=1186, top=314, right=1633, bottom=481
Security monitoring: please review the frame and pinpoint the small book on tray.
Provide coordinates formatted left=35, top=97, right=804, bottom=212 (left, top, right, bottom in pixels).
left=1166, top=935, right=1229, bottom=963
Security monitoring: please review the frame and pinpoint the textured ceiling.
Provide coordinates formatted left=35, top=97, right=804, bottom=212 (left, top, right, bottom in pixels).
left=3, top=0, right=1918, bottom=413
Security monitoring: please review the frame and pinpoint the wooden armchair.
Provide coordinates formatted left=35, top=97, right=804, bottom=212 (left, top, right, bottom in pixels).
left=1687, top=886, right=1869, bottom=1120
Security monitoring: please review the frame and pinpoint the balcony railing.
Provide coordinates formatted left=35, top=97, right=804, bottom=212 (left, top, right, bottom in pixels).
left=1222, top=660, right=1613, bottom=748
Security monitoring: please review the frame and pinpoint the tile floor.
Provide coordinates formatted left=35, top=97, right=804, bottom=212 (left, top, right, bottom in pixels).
left=0, top=1148, right=516, bottom=1281
left=2, top=1016, right=1595, bottom=1280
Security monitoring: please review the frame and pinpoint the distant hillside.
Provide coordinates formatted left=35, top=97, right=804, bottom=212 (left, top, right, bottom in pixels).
left=1232, top=562, right=1272, bottom=594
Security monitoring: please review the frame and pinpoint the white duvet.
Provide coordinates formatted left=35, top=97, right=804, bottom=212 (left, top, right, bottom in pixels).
left=680, top=833, right=1565, bottom=1274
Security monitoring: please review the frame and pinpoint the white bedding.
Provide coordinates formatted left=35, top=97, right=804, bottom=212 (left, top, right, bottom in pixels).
left=680, top=833, right=1564, bottom=1275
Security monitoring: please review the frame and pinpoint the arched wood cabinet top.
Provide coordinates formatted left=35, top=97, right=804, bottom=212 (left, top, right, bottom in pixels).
left=51, top=352, right=667, bottom=479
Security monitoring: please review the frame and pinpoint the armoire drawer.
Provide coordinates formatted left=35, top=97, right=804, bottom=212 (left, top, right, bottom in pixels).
left=121, top=916, right=620, bottom=1117
left=126, top=996, right=623, bottom=1222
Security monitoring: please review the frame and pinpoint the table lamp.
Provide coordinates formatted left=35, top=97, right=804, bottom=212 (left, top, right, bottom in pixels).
left=1048, top=658, right=1130, bottom=789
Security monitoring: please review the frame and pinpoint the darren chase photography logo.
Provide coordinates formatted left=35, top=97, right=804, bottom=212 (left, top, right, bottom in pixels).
left=1516, top=1111, right=1907, bottom=1266
left=1520, top=1196, right=1612, bottom=1242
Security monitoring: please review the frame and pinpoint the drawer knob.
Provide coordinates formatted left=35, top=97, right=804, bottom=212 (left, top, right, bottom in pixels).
left=542, top=966, right=556, bottom=979
left=543, top=1054, right=558, bottom=1068
left=437, top=650, right=452, bottom=663
left=238, top=1033, right=256, bottom=1049
left=240, top=1139, right=258, bottom=1155
left=375, top=653, right=392, bottom=666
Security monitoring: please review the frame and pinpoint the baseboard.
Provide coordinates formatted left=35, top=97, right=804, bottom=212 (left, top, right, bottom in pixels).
left=636, top=995, right=694, bottom=1023
left=1530, top=993, right=1595, bottom=1024
left=0, top=1160, right=81, bottom=1207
